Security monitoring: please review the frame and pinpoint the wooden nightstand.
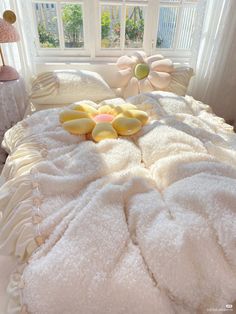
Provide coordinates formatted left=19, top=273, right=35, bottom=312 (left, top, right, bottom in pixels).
left=0, top=78, right=29, bottom=168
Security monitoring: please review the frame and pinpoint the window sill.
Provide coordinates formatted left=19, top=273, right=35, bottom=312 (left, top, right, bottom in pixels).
left=34, top=53, right=191, bottom=66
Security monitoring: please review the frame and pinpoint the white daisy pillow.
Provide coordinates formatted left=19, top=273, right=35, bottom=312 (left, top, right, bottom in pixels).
left=115, top=51, right=194, bottom=98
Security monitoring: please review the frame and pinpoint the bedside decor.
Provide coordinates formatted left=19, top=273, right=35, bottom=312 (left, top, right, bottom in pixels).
left=0, top=10, right=20, bottom=81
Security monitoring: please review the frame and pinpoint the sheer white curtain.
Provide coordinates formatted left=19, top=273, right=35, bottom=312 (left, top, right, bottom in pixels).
left=0, top=0, right=35, bottom=88
left=189, top=0, right=236, bottom=122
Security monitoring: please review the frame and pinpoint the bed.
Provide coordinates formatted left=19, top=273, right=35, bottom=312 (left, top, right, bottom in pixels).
left=0, top=53, right=236, bottom=314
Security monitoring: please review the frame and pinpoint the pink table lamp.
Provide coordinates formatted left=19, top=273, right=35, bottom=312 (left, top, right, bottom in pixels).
left=0, top=10, right=20, bottom=81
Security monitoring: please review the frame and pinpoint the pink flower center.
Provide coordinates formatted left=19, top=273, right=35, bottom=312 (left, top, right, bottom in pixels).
left=93, top=114, right=114, bottom=123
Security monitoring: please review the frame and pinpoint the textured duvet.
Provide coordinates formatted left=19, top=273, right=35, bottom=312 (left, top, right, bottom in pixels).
left=0, top=91, right=236, bottom=314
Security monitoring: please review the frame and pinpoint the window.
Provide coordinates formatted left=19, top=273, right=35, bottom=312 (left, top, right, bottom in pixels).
left=125, top=5, right=145, bottom=48
left=34, top=2, right=85, bottom=50
left=101, top=5, right=121, bottom=49
left=32, top=0, right=204, bottom=63
left=35, top=2, right=60, bottom=48
left=62, top=4, right=84, bottom=48
left=99, top=3, right=145, bottom=50
left=156, top=0, right=198, bottom=50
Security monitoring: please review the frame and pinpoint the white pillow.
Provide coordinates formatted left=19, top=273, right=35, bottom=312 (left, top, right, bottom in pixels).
left=165, top=67, right=194, bottom=96
left=30, top=70, right=115, bottom=105
left=114, top=52, right=194, bottom=98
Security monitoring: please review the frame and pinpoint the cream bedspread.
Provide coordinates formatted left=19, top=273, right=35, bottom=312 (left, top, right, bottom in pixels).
left=0, top=92, right=236, bottom=314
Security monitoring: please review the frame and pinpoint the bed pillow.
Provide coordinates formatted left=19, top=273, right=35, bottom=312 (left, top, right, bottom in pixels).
left=165, top=66, right=194, bottom=96
left=30, top=70, right=115, bottom=105
left=114, top=51, right=194, bottom=98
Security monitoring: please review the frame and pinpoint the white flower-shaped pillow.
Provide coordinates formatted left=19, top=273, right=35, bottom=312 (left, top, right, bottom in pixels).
left=115, top=51, right=193, bottom=98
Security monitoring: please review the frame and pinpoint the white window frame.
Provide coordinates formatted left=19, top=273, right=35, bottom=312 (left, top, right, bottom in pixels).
left=30, top=0, right=203, bottom=64
left=153, top=0, right=198, bottom=59
left=95, top=0, right=148, bottom=57
left=32, top=0, right=91, bottom=57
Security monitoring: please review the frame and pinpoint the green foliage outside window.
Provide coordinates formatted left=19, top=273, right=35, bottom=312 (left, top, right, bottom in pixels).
left=125, top=7, right=144, bottom=42
left=101, top=10, right=111, bottom=39
left=101, top=6, right=145, bottom=48
left=62, top=4, right=83, bottom=48
left=156, top=37, right=163, bottom=47
left=38, top=4, right=83, bottom=48
left=125, top=17, right=144, bottom=41
left=38, top=23, right=59, bottom=48
left=101, top=10, right=120, bottom=48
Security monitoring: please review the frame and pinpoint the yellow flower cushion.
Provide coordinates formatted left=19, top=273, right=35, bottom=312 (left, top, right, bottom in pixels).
left=59, top=103, right=149, bottom=142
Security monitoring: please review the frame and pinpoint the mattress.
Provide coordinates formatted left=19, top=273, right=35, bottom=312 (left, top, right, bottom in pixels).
left=0, top=91, right=236, bottom=314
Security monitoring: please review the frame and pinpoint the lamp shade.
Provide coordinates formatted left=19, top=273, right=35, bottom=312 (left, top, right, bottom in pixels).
left=0, top=17, right=20, bottom=43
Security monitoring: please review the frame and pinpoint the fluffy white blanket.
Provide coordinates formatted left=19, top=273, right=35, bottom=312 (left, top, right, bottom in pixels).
left=0, top=92, right=236, bottom=314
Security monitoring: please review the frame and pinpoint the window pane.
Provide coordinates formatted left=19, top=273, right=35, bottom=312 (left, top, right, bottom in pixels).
left=176, top=6, right=196, bottom=49
left=125, top=6, right=145, bottom=48
left=101, top=5, right=121, bottom=48
left=127, top=0, right=148, bottom=2
left=35, top=3, right=59, bottom=48
left=160, top=0, right=180, bottom=2
left=156, top=7, right=178, bottom=48
left=184, top=0, right=198, bottom=3
left=62, top=4, right=84, bottom=48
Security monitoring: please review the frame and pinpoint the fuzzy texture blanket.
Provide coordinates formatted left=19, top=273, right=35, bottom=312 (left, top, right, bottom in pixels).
left=0, top=91, right=236, bottom=314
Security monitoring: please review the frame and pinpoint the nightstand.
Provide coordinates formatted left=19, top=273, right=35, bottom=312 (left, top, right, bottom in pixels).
left=0, top=77, right=29, bottom=167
